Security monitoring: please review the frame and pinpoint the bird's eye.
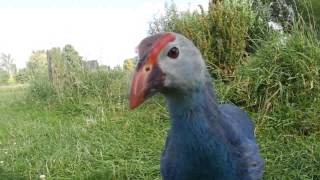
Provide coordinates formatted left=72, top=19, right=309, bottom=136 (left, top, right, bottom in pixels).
left=167, top=47, right=179, bottom=59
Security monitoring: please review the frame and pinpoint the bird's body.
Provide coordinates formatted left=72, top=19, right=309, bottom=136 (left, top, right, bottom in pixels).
left=161, top=79, right=263, bottom=180
left=129, top=32, right=263, bottom=180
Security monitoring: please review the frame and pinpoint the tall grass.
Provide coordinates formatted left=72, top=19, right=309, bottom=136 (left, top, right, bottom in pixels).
left=27, top=46, right=131, bottom=117
left=150, top=0, right=267, bottom=79
left=232, top=28, right=320, bottom=111
left=13, top=0, right=320, bottom=179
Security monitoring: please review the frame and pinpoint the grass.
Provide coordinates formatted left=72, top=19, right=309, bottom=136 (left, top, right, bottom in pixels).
left=0, top=85, right=168, bottom=179
left=1, top=82, right=320, bottom=179
left=1, top=1, right=320, bottom=179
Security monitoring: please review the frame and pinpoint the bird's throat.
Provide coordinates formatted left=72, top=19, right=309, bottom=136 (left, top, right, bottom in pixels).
left=163, top=84, right=236, bottom=179
left=165, top=82, right=221, bottom=130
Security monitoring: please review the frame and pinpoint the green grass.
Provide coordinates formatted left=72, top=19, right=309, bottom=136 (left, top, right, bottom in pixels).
left=0, top=86, right=169, bottom=179
left=1, top=2, right=320, bottom=178
left=1, top=83, right=319, bottom=179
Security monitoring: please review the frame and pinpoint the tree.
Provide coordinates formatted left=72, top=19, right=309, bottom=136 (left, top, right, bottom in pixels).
left=0, top=68, right=9, bottom=84
left=123, top=57, right=137, bottom=71
left=148, top=1, right=179, bottom=35
left=27, top=50, right=47, bottom=74
left=0, top=53, right=16, bottom=76
left=62, top=44, right=82, bottom=69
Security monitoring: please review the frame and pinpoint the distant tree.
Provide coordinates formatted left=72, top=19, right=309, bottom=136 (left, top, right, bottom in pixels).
left=99, top=65, right=111, bottom=71
left=27, top=50, right=47, bottom=74
left=148, top=2, right=179, bottom=35
left=123, top=57, right=137, bottom=71
left=113, top=65, right=122, bottom=71
left=0, top=68, right=9, bottom=84
left=0, top=53, right=16, bottom=76
left=48, top=47, right=62, bottom=61
left=62, top=44, right=82, bottom=69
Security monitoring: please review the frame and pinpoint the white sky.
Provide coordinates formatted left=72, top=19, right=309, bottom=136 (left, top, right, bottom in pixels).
left=0, top=0, right=208, bottom=69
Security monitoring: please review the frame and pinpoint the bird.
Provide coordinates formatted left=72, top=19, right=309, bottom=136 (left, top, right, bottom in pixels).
left=129, top=32, right=263, bottom=180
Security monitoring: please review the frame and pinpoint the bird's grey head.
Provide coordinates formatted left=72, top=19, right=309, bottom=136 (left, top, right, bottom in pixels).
left=129, top=32, right=207, bottom=109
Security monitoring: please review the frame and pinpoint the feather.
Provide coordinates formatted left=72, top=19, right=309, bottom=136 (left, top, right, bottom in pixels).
left=160, top=80, right=263, bottom=180
left=132, top=33, right=264, bottom=180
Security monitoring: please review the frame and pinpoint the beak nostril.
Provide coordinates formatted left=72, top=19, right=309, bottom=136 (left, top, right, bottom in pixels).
left=145, top=66, right=151, bottom=72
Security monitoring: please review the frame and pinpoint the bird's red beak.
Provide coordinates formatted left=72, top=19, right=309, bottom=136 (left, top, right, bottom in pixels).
left=129, top=62, right=164, bottom=109
left=130, top=33, right=175, bottom=109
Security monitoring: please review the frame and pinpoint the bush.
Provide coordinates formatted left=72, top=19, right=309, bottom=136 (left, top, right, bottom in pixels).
left=231, top=28, right=320, bottom=111
left=15, top=68, right=31, bottom=84
left=27, top=73, right=54, bottom=102
left=149, top=0, right=267, bottom=79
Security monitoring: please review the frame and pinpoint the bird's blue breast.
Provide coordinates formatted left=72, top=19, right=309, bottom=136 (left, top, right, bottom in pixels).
left=160, top=98, right=237, bottom=180
left=160, top=84, right=263, bottom=180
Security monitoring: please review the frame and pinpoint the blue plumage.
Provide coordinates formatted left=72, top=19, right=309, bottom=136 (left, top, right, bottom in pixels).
left=130, top=32, right=264, bottom=180
left=160, top=79, right=263, bottom=180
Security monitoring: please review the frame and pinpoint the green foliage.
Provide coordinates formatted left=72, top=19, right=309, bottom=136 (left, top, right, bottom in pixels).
left=149, top=0, right=261, bottom=78
left=297, top=0, right=320, bottom=32
left=13, top=51, right=47, bottom=85
left=27, top=45, right=92, bottom=106
left=7, top=76, right=16, bottom=84
left=26, top=50, right=52, bottom=103
left=0, top=68, right=9, bottom=84
left=1, top=70, right=320, bottom=179
left=206, top=0, right=256, bottom=76
left=28, top=74, right=54, bottom=102
left=27, top=50, right=47, bottom=75
left=260, top=0, right=320, bottom=32
left=27, top=45, right=131, bottom=116
left=15, top=68, right=30, bottom=84
left=2, top=0, right=319, bottom=179
left=62, top=44, right=82, bottom=67
left=123, top=57, right=136, bottom=71
left=147, top=1, right=320, bottom=178
left=0, top=87, right=166, bottom=179
left=0, top=53, right=16, bottom=80
left=0, top=53, right=14, bottom=73
left=231, top=29, right=320, bottom=111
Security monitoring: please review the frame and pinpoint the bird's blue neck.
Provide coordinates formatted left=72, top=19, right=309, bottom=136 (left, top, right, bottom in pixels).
left=164, top=79, right=230, bottom=149
left=165, top=80, right=221, bottom=130
left=164, top=81, right=236, bottom=179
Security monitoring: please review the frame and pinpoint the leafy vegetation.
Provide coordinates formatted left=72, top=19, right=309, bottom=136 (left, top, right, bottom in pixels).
left=233, top=30, right=320, bottom=110
left=0, top=0, right=319, bottom=179
left=0, top=69, right=9, bottom=84
left=0, top=53, right=17, bottom=84
left=150, top=0, right=259, bottom=78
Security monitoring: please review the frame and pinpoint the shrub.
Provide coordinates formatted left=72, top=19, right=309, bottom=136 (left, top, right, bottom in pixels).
left=232, top=28, right=320, bottom=111
left=15, top=68, right=31, bottom=84
left=27, top=73, right=54, bottom=102
left=149, top=0, right=267, bottom=79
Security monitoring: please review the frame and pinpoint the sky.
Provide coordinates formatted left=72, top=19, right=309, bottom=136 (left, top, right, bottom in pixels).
left=0, top=0, right=208, bottom=69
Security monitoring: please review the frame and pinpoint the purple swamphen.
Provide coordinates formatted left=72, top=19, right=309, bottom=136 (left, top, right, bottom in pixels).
left=129, top=32, right=263, bottom=180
